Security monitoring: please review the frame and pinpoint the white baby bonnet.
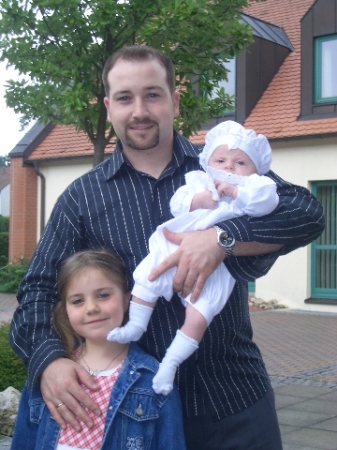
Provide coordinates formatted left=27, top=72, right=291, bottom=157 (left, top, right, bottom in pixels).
left=199, top=120, right=272, bottom=175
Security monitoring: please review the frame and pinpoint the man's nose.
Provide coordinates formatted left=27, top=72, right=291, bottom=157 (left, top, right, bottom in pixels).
left=132, top=98, right=149, bottom=118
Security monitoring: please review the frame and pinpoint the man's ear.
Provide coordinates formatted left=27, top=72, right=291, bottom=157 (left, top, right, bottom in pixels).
left=104, top=97, right=111, bottom=121
left=173, top=91, right=180, bottom=118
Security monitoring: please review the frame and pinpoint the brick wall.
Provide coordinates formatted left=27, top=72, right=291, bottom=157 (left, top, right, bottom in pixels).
left=9, top=158, right=38, bottom=262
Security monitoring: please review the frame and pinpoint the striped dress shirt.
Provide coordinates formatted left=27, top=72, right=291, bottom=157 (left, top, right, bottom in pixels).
left=10, top=131, right=324, bottom=421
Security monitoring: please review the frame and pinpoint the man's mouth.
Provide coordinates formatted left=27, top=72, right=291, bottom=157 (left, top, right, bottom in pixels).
left=128, top=122, right=155, bottom=131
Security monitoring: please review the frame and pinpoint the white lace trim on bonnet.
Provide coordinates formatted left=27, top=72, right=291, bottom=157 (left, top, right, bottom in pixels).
left=199, top=120, right=272, bottom=175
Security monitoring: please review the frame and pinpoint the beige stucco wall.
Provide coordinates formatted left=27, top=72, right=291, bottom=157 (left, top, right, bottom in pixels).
left=36, top=158, right=93, bottom=238
left=255, top=136, right=337, bottom=312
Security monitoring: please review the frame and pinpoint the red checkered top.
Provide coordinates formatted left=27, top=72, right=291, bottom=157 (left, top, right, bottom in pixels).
left=57, top=364, right=122, bottom=450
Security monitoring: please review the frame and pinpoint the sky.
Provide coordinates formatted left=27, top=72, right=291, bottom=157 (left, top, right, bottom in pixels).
left=0, top=61, right=33, bottom=157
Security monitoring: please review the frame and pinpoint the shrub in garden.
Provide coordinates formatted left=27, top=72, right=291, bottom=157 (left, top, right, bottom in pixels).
left=0, top=215, right=9, bottom=233
left=0, top=258, right=29, bottom=293
left=0, top=323, right=26, bottom=391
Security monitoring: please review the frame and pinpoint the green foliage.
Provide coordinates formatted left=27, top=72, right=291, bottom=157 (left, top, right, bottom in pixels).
left=0, top=323, right=26, bottom=391
left=0, top=0, right=255, bottom=165
left=0, top=232, right=9, bottom=260
left=0, top=215, right=9, bottom=232
left=0, top=258, right=29, bottom=293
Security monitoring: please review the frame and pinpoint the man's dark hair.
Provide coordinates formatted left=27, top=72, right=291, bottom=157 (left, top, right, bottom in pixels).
left=102, top=45, right=175, bottom=97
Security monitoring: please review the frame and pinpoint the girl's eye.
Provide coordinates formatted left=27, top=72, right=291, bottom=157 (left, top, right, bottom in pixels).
left=98, top=292, right=109, bottom=299
left=72, top=298, right=83, bottom=305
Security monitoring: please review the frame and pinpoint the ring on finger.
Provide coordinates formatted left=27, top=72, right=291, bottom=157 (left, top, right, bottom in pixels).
left=56, top=402, right=65, bottom=409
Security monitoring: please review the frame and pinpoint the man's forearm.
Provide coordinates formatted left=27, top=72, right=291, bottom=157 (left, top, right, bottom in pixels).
left=233, top=241, right=283, bottom=257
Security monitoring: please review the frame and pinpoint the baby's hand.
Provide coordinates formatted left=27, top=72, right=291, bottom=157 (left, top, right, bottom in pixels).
left=190, top=190, right=217, bottom=211
left=214, top=180, right=238, bottom=199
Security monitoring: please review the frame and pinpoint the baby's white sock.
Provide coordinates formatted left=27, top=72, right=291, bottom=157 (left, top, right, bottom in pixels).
left=152, top=330, right=198, bottom=395
left=107, top=301, right=153, bottom=343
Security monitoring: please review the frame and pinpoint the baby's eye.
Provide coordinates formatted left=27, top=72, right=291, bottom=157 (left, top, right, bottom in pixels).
left=236, top=161, right=245, bottom=166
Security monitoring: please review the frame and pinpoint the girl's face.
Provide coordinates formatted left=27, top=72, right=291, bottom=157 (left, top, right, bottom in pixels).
left=208, top=145, right=257, bottom=176
left=65, top=268, right=130, bottom=343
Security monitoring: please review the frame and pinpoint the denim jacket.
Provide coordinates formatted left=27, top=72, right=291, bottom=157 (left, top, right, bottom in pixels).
left=11, top=343, right=186, bottom=450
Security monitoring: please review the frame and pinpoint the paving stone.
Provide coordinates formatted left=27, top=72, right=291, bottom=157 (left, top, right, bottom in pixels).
left=274, top=384, right=333, bottom=398
left=275, top=393, right=308, bottom=409
left=282, top=427, right=337, bottom=450
left=288, top=397, right=337, bottom=415
left=311, top=417, right=337, bottom=433
left=276, top=408, right=333, bottom=427
left=283, top=445, right=323, bottom=450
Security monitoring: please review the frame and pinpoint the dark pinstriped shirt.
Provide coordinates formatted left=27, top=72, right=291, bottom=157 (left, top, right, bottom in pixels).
left=10, top=131, right=324, bottom=421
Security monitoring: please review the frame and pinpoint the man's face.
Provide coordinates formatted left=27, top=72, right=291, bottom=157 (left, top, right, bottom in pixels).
left=104, top=58, right=179, bottom=153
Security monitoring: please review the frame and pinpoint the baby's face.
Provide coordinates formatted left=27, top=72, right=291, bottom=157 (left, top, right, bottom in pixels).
left=208, top=145, right=257, bottom=176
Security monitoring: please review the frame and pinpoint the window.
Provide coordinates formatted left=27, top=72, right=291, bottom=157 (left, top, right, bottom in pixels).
left=311, top=182, right=337, bottom=301
left=210, top=58, right=236, bottom=100
left=209, top=58, right=236, bottom=114
left=314, top=35, right=337, bottom=104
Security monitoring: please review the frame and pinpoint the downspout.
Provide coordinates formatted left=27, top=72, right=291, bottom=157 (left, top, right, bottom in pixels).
left=33, top=162, right=46, bottom=234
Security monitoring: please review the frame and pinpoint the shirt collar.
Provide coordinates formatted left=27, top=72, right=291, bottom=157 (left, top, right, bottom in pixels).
left=105, top=130, right=202, bottom=180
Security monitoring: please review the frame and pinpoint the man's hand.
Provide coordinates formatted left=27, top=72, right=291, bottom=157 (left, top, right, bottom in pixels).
left=149, top=227, right=225, bottom=302
left=41, top=358, right=101, bottom=431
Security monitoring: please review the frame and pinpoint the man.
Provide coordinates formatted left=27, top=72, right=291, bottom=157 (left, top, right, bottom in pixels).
left=10, top=45, right=324, bottom=449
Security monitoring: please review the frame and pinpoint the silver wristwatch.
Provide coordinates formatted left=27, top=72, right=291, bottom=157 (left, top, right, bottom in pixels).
left=214, top=226, right=235, bottom=257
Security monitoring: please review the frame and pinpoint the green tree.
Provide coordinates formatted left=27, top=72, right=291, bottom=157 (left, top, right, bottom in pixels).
left=0, top=0, right=256, bottom=166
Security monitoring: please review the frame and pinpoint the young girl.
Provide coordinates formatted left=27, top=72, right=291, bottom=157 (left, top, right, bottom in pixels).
left=108, top=120, right=279, bottom=396
left=12, top=249, right=186, bottom=450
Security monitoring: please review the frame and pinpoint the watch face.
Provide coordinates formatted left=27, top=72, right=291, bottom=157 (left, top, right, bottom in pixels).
left=219, top=232, right=234, bottom=247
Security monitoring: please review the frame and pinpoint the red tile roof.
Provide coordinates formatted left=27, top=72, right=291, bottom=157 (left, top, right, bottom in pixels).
left=28, top=125, right=114, bottom=161
left=242, top=0, right=337, bottom=139
left=28, top=0, right=337, bottom=160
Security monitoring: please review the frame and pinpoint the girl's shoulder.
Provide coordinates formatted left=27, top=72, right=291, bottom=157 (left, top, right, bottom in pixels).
left=125, top=343, right=159, bottom=373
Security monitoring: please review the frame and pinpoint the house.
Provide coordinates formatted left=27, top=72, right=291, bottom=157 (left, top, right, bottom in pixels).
left=0, top=166, right=10, bottom=217
left=9, top=0, right=337, bottom=311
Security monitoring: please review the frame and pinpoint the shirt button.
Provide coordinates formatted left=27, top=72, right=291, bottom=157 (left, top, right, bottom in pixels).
left=135, top=404, right=143, bottom=416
